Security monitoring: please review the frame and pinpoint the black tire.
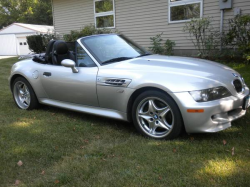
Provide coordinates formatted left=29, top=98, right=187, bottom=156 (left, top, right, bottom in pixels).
left=132, top=90, right=183, bottom=140
left=12, top=77, right=40, bottom=110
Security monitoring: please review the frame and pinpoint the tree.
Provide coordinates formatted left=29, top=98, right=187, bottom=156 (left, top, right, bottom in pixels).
left=0, top=0, right=53, bottom=29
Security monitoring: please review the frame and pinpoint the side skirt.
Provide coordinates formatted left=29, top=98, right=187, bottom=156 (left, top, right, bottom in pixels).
left=39, top=98, right=128, bottom=121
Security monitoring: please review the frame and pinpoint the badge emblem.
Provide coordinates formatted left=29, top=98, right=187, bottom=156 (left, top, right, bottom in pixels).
left=154, top=114, right=158, bottom=119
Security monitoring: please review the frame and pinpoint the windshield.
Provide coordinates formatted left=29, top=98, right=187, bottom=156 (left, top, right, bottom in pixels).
left=80, top=35, right=150, bottom=65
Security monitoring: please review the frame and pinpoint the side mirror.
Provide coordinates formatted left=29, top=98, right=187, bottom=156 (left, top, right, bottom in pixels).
left=61, top=59, right=78, bottom=73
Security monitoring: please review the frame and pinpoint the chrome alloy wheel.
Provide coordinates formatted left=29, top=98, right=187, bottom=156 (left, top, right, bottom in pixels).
left=13, top=81, right=31, bottom=109
left=136, top=97, right=174, bottom=138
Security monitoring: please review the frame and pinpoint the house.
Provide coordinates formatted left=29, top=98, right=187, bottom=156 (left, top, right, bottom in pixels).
left=0, top=23, right=54, bottom=56
left=52, top=0, right=250, bottom=55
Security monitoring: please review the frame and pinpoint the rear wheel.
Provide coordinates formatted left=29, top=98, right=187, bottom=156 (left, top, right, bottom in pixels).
left=132, top=90, right=183, bottom=140
left=12, top=77, right=39, bottom=110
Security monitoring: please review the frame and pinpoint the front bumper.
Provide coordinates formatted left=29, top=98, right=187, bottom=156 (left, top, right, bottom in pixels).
left=170, top=87, right=249, bottom=133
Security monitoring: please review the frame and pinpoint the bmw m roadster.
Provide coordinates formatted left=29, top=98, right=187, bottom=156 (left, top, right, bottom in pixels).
left=9, top=34, right=250, bottom=139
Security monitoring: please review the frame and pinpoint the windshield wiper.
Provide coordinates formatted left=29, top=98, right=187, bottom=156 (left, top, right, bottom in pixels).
left=135, top=53, right=151, bottom=58
left=102, top=57, right=133, bottom=64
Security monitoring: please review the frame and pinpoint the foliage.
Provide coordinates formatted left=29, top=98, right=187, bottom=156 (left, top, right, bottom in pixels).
left=64, top=24, right=119, bottom=42
left=1, top=57, right=250, bottom=186
left=247, top=55, right=250, bottom=61
left=164, top=39, right=176, bottom=56
left=149, top=33, right=164, bottom=54
left=27, top=33, right=57, bottom=53
left=149, top=33, right=176, bottom=55
left=95, top=0, right=113, bottom=13
left=27, top=35, right=44, bottom=53
left=183, top=17, right=220, bottom=58
left=224, top=15, right=250, bottom=62
left=0, top=0, right=53, bottom=29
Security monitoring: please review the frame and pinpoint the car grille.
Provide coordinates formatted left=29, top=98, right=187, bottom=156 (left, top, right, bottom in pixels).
left=233, top=79, right=243, bottom=93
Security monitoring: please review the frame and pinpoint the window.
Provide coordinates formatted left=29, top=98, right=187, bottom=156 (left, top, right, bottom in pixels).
left=76, top=43, right=96, bottom=67
left=20, top=42, right=23, bottom=45
left=168, top=0, right=203, bottom=23
left=81, top=35, right=148, bottom=64
left=94, top=0, right=115, bottom=28
left=24, top=42, right=27, bottom=45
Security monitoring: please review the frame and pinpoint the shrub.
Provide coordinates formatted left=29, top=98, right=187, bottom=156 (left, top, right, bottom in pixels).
left=149, top=33, right=164, bottom=54
left=183, top=17, right=220, bottom=58
left=224, top=14, right=250, bottom=62
left=63, top=24, right=119, bottom=42
left=164, top=39, right=176, bottom=56
left=27, top=33, right=58, bottom=53
left=27, top=35, right=45, bottom=53
left=149, top=33, right=176, bottom=55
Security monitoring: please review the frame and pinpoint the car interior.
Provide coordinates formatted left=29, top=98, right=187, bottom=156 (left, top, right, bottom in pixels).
left=52, top=41, right=75, bottom=65
left=33, top=40, right=76, bottom=65
left=33, top=40, right=96, bottom=68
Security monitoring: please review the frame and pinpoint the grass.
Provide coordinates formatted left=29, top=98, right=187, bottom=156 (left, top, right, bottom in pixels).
left=0, top=57, right=250, bottom=187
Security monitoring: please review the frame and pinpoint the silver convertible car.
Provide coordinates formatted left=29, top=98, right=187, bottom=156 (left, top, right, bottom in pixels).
left=9, top=34, right=250, bottom=139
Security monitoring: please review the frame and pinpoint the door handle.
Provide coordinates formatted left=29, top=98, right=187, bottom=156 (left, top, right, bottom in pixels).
left=43, top=72, right=52, bottom=77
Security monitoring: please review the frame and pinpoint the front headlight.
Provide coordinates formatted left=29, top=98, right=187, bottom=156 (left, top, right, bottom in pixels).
left=189, top=86, right=231, bottom=102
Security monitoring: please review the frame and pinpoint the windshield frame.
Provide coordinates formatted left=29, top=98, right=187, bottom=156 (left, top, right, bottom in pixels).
left=80, top=34, right=150, bottom=66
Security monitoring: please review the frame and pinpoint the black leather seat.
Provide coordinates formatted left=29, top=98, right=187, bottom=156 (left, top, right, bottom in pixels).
left=45, top=40, right=56, bottom=64
left=52, top=41, right=75, bottom=65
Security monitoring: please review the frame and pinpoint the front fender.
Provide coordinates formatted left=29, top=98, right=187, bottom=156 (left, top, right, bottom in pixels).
left=9, top=59, right=48, bottom=99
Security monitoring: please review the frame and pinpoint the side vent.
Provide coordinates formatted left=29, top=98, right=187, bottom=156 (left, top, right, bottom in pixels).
left=105, top=79, right=126, bottom=86
left=97, top=77, right=132, bottom=87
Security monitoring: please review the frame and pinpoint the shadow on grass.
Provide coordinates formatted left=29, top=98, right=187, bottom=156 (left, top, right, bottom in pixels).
left=39, top=104, right=136, bottom=132
left=31, top=103, right=250, bottom=144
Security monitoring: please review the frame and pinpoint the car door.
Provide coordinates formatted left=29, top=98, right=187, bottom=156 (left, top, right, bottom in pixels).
left=40, top=43, right=99, bottom=107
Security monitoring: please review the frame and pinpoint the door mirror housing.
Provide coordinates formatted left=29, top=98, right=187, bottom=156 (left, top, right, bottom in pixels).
left=61, top=59, right=79, bottom=73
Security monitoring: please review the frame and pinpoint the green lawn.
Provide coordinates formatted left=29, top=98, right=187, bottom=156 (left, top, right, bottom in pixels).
left=0, top=57, right=250, bottom=187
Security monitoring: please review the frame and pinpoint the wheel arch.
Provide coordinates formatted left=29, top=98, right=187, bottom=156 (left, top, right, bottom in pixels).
left=127, top=86, right=186, bottom=132
left=10, top=74, right=39, bottom=101
left=10, top=74, right=27, bottom=92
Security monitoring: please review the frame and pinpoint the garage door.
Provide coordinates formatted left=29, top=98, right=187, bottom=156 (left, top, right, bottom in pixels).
left=17, top=37, right=32, bottom=55
left=0, top=34, right=17, bottom=55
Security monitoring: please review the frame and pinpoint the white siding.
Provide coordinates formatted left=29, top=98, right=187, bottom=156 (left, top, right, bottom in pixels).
left=52, top=0, right=250, bottom=52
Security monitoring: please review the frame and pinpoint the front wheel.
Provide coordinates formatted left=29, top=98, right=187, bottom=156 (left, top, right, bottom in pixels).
left=132, top=90, right=183, bottom=140
left=12, top=77, right=39, bottom=110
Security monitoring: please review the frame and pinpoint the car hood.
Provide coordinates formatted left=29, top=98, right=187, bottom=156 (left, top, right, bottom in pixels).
left=99, top=55, right=243, bottom=94
left=103, top=54, right=235, bottom=76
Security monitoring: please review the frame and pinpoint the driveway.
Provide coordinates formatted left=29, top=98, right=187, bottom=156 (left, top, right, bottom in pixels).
left=0, top=56, right=16, bottom=59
